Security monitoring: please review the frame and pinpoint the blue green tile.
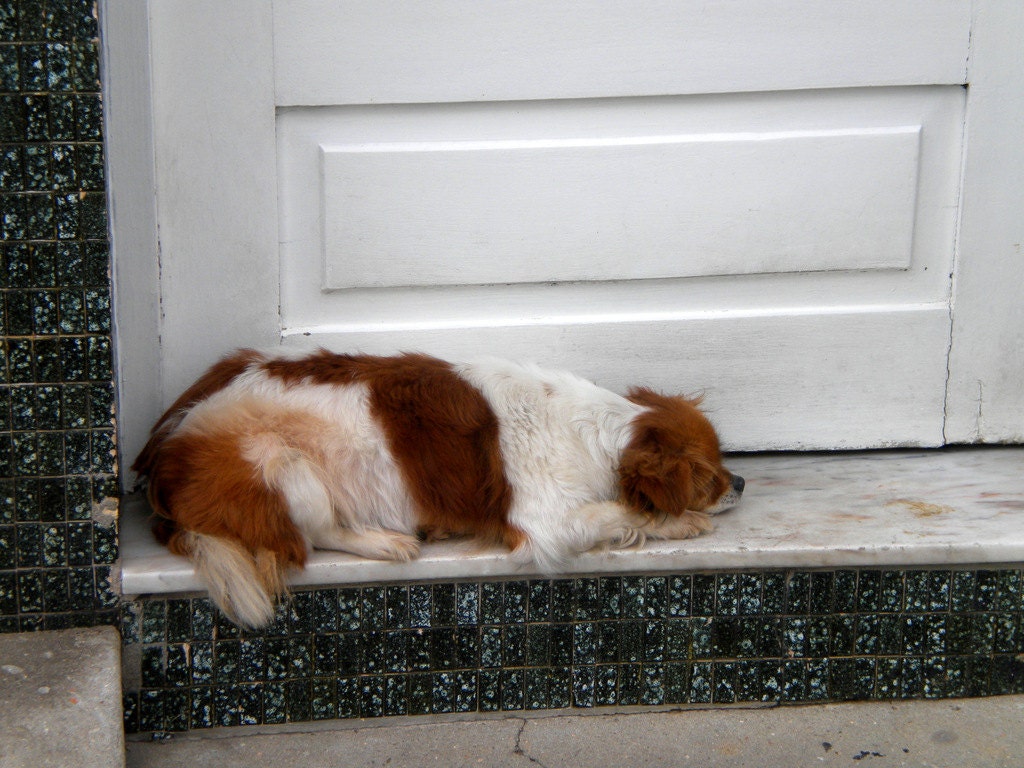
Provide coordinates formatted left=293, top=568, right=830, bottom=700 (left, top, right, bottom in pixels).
left=138, top=690, right=163, bottom=732
left=409, top=673, right=433, bottom=715
left=596, top=620, right=619, bottom=663
left=501, top=625, right=525, bottom=666
left=617, top=662, right=642, bottom=705
left=500, top=669, right=524, bottom=710
left=479, top=626, right=501, bottom=668
left=572, top=666, right=595, bottom=707
left=668, top=575, right=691, bottom=616
left=431, top=583, right=455, bottom=626
left=262, top=683, right=285, bottom=725
left=478, top=669, right=500, bottom=712
left=454, top=626, right=478, bottom=668
left=549, top=667, right=571, bottom=708
left=480, top=581, right=503, bottom=624
left=860, top=573, right=884, bottom=614
left=334, top=588, right=360, bottom=632
left=456, top=582, right=479, bottom=625
left=311, top=634, right=337, bottom=677
left=408, top=584, right=430, bottom=628
left=312, top=678, right=337, bottom=719
left=737, top=573, right=762, bottom=615
left=166, top=643, right=190, bottom=687
left=360, top=676, right=385, bottom=718
left=141, top=645, right=165, bottom=688
left=572, top=621, right=596, bottom=665
left=525, top=623, right=549, bottom=666
left=503, top=580, right=527, bottom=624
left=598, top=576, right=621, bottom=619
left=525, top=667, right=548, bottom=709
left=715, top=574, right=738, bottom=615
left=644, top=576, right=667, bottom=618
left=334, top=634, right=359, bottom=676
left=41, top=568, right=67, bottom=611
left=383, top=675, right=407, bottom=716
left=190, top=642, right=213, bottom=685
left=691, top=574, right=715, bottom=616
left=990, top=655, right=1024, bottom=695
left=712, top=662, right=736, bottom=703
left=527, top=580, right=551, bottom=622
left=664, top=618, right=690, bottom=661
left=575, top=577, right=600, bottom=621
left=285, top=680, right=311, bottom=722
left=689, top=662, right=712, bottom=703
left=594, top=664, right=618, bottom=706
left=781, top=617, right=807, bottom=657
left=621, top=576, right=645, bottom=618
left=761, top=572, right=786, bottom=614
left=361, top=630, right=387, bottom=673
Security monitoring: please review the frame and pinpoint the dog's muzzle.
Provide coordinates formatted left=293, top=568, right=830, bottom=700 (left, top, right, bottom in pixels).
left=705, top=473, right=744, bottom=515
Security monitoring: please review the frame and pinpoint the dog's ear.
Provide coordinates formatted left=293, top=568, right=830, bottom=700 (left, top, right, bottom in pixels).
left=618, top=429, right=694, bottom=515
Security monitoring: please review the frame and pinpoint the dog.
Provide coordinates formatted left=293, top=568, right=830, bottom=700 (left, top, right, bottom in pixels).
left=133, top=349, right=744, bottom=627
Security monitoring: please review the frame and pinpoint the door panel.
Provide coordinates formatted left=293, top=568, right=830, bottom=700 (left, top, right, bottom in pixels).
left=273, top=1, right=969, bottom=104
left=278, top=86, right=964, bottom=451
left=318, top=126, right=920, bottom=290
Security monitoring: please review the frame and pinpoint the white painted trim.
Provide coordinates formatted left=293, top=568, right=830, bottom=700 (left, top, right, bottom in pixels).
left=945, top=1, right=1024, bottom=443
left=99, top=0, right=162, bottom=489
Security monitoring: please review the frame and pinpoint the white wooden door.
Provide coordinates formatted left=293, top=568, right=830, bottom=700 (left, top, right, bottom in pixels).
left=104, top=1, right=1024, bottom=476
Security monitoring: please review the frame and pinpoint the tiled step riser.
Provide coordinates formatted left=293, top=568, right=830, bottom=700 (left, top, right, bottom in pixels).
left=121, top=566, right=1024, bottom=733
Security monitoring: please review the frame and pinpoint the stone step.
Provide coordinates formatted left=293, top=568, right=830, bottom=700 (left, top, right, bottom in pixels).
left=0, top=626, right=124, bottom=768
left=120, top=447, right=1024, bottom=595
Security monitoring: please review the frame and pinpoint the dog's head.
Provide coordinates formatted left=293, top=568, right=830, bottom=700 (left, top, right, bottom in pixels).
left=618, top=388, right=743, bottom=517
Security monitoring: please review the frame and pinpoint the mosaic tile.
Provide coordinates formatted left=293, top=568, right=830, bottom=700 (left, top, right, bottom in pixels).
left=111, top=567, right=1024, bottom=731
left=456, top=582, right=479, bottom=625
left=480, top=581, right=503, bottom=624
left=597, top=576, right=620, bottom=619
left=594, top=663, right=618, bottom=706
left=431, top=583, right=455, bottom=627
left=691, top=574, right=716, bottom=616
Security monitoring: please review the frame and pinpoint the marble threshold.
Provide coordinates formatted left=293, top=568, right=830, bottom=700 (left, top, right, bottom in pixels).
left=119, top=447, right=1024, bottom=597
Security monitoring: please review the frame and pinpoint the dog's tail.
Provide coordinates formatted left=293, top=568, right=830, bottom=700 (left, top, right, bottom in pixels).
left=165, top=529, right=287, bottom=629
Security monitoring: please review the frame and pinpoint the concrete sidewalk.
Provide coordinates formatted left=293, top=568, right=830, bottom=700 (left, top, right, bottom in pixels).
left=127, top=695, right=1024, bottom=768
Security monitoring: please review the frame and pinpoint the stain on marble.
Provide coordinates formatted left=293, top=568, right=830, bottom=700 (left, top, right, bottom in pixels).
left=887, top=500, right=956, bottom=518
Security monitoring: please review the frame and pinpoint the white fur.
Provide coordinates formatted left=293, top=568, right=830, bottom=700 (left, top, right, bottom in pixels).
left=457, top=358, right=647, bottom=569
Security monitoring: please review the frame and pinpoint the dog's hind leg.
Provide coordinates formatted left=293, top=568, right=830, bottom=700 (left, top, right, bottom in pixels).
left=311, top=527, right=420, bottom=562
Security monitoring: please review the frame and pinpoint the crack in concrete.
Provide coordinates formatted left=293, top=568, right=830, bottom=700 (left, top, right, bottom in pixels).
left=512, top=718, right=551, bottom=768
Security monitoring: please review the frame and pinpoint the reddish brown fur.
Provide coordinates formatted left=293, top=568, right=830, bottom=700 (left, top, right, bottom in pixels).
left=144, top=426, right=307, bottom=571
left=618, top=388, right=730, bottom=517
left=135, top=349, right=272, bottom=560
left=262, top=351, right=521, bottom=549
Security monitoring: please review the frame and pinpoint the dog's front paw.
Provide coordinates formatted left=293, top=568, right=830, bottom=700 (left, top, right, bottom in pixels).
left=645, top=510, right=713, bottom=540
left=375, top=530, right=421, bottom=562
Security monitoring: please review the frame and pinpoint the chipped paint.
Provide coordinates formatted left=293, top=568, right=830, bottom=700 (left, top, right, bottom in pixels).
left=92, top=497, right=119, bottom=527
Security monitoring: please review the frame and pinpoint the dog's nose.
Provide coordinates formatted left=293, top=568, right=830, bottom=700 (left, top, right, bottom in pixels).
left=731, top=474, right=745, bottom=494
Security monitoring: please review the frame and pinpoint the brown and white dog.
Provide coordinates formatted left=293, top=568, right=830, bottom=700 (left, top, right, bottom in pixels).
left=133, top=350, right=744, bottom=627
